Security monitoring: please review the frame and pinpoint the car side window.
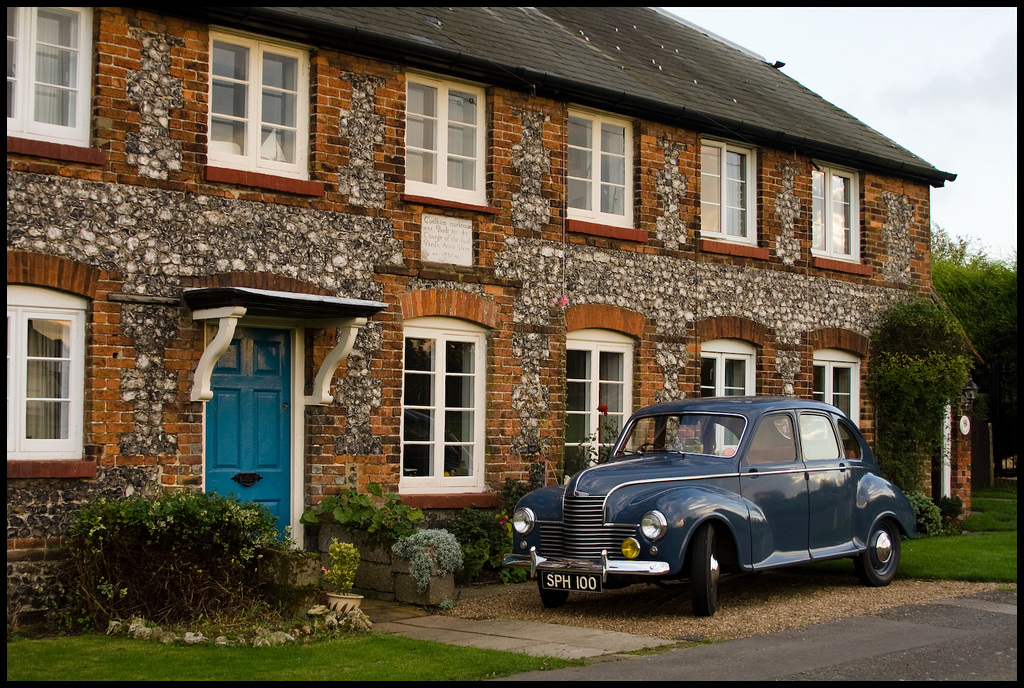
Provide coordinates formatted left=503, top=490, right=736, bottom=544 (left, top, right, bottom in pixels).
left=836, top=419, right=863, bottom=460
left=745, top=414, right=797, bottom=464
left=798, top=413, right=841, bottom=460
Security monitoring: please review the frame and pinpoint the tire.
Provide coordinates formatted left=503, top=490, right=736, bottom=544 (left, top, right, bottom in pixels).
left=690, top=522, right=720, bottom=617
left=855, top=518, right=901, bottom=587
left=537, top=580, right=569, bottom=609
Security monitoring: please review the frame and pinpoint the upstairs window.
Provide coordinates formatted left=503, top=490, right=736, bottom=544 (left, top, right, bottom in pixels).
left=8, top=286, right=86, bottom=460
left=208, top=32, right=309, bottom=179
left=701, top=140, right=756, bottom=244
left=406, top=75, right=486, bottom=205
left=7, top=7, right=92, bottom=146
left=812, top=165, right=859, bottom=261
left=567, top=111, right=632, bottom=228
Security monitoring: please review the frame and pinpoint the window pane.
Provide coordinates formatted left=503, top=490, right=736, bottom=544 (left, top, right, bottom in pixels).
left=407, top=149, right=434, bottom=184
left=212, top=80, right=247, bottom=118
left=25, top=400, right=69, bottom=440
left=445, top=374, right=473, bottom=408
left=812, top=364, right=826, bottom=402
left=402, top=442, right=431, bottom=477
left=408, top=82, right=436, bottom=117
left=568, top=116, right=591, bottom=148
left=211, top=118, right=246, bottom=155
left=447, top=157, right=475, bottom=190
left=447, top=122, right=476, bottom=157
left=723, top=358, right=746, bottom=395
left=566, top=380, right=589, bottom=413
left=405, top=337, right=434, bottom=371
left=403, top=372, right=433, bottom=407
left=261, top=89, right=295, bottom=127
left=566, top=349, right=590, bottom=381
left=600, top=184, right=624, bottom=215
left=568, top=146, right=592, bottom=181
left=444, top=444, right=472, bottom=476
left=747, top=414, right=797, bottom=464
left=445, top=410, right=474, bottom=442
left=599, top=351, right=623, bottom=382
left=799, top=414, right=841, bottom=460
left=26, top=359, right=70, bottom=398
left=700, top=357, right=716, bottom=397
left=600, top=123, right=624, bottom=155
left=212, top=41, right=248, bottom=80
left=260, top=125, right=294, bottom=162
left=812, top=170, right=826, bottom=250
left=448, top=90, right=476, bottom=125
left=262, top=52, right=296, bottom=91
left=36, top=9, right=78, bottom=49
left=599, top=382, right=623, bottom=414
left=403, top=409, right=433, bottom=441
left=445, top=341, right=474, bottom=374
left=565, top=411, right=590, bottom=443
left=27, top=319, right=71, bottom=357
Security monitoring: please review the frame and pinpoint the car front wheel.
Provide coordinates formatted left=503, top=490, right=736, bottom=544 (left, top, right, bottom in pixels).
left=690, top=522, right=720, bottom=616
left=537, top=580, right=569, bottom=609
left=855, top=518, right=901, bottom=587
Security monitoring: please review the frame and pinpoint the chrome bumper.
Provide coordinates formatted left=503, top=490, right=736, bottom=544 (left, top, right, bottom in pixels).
left=503, top=548, right=671, bottom=582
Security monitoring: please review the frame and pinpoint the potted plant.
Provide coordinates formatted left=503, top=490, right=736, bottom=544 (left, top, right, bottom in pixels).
left=323, top=539, right=363, bottom=612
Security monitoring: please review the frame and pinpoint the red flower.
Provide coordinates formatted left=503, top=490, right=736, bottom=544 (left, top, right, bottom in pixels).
left=597, top=404, right=609, bottom=416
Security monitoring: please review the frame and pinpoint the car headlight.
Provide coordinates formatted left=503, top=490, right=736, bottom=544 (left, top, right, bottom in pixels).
left=640, top=510, right=668, bottom=541
left=512, top=507, right=535, bottom=535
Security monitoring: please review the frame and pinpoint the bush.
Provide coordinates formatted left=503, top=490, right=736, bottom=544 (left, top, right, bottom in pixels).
left=937, top=495, right=965, bottom=534
left=300, top=483, right=423, bottom=549
left=391, top=529, right=463, bottom=592
left=61, top=491, right=286, bottom=629
left=907, top=491, right=943, bottom=537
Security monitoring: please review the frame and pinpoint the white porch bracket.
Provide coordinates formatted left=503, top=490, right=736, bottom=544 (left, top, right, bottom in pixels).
left=304, top=317, right=368, bottom=406
left=190, top=306, right=247, bottom=402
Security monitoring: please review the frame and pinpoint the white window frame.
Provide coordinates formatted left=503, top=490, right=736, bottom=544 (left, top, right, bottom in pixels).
left=813, top=348, right=860, bottom=425
left=400, top=317, right=487, bottom=494
left=207, top=31, right=310, bottom=179
left=405, top=74, right=487, bottom=205
left=811, top=164, right=860, bottom=262
left=7, top=6, right=93, bottom=147
left=700, top=339, right=755, bottom=397
left=567, top=109, right=633, bottom=228
left=7, top=286, right=86, bottom=460
left=565, top=329, right=634, bottom=467
left=700, top=139, right=757, bottom=244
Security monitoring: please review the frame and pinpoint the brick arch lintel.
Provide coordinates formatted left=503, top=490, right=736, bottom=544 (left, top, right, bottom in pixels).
left=401, top=288, right=499, bottom=330
left=806, top=328, right=870, bottom=358
left=564, top=304, right=645, bottom=339
left=6, top=250, right=100, bottom=299
left=185, top=272, right=330, bottom=295
left=694, top=315, right=769, bottom=347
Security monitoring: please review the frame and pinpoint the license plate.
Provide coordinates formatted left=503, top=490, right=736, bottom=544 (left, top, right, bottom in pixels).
left=539, top=571, right=602, bottom=593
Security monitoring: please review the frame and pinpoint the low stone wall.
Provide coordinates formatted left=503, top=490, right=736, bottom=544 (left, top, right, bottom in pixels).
left=317, top=524, right=454, bottom=606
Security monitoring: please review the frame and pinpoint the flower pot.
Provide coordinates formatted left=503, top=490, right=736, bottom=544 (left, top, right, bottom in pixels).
left=325, top=591, right=363, bottom=613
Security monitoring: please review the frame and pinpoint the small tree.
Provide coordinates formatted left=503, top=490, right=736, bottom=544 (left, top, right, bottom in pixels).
left=868, top=299, right=971, bottom=492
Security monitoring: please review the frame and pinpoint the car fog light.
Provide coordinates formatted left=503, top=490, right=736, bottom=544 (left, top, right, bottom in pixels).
left=519, top=540, right=528, bottom=550
left=512, top=507, right=535, bottom=535
left=641, top=510, right=668, bottom=541
left=621, top=537, right=640, bottom=559
left=650, top=545, right=659, bottom=556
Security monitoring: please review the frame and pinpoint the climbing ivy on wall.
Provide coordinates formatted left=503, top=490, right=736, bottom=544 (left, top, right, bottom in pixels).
left=868, top=300, right=971, bottom=493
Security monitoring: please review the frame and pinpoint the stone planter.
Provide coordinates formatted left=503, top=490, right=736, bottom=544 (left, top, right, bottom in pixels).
left=318, top=524, right=454, bottom=605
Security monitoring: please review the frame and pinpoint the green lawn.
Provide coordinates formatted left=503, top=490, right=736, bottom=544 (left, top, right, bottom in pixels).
left=7, top=633, right=576, bottom=682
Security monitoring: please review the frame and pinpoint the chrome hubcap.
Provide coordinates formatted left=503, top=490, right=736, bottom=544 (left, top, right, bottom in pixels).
left=873, top=530, right=893, bottom=565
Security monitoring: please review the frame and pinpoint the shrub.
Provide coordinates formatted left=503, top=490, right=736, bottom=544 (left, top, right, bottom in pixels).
left=907, top=491, right=943, bottom=537
left=937, top=495, right=965, bottom=534
left=300, top=483, right=422, bottom=549
left=392, top=529, right=463, bottom=592
left=868, top=300, right=971, bottom=492
left=324, top=540, right=360, bottom=592
left=62, top=491, right=286, bottom=629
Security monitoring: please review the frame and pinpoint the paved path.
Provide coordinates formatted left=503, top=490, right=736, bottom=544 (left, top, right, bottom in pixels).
left=364, top=589, right=1016, bottom=681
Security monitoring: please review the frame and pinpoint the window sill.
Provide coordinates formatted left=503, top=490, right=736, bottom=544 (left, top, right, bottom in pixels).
left=8, top=459, right=97, bottom=479
left=567, top=219, right=646, bottom=243
left=402, top=194, right=499, bottom=215
left=205, top=166, right=325, bottom=196
left=7, top=136, right=107, bottom=165
left=812, top=256, right=873, bottom=276
left=700, top=238, right=769, bottom=260
left=400, top=492, right=501, bottom=509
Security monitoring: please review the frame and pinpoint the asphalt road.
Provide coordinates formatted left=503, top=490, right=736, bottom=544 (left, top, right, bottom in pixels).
left=496, top=589, right=1017, bottom=681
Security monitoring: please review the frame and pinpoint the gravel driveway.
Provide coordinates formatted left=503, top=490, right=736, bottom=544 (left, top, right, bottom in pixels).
left=447, top=570, right=1003, bottom=643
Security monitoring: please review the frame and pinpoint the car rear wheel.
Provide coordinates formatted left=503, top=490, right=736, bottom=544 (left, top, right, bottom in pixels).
left=855, top=518, right=901, bottom=587
left=537, top=581, right=569, bottom=609
left=690, top=522, right=719, bottom=616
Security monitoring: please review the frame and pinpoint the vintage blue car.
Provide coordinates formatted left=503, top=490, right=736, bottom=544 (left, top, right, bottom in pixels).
left=504, top=397, right=916, bottom=616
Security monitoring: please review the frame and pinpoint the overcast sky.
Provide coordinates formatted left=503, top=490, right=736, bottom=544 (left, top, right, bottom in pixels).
left=663, top=7, right=1018, bottom=259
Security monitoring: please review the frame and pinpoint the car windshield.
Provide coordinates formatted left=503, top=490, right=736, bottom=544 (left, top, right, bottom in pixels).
left=616, top=413, right=747, bottom=458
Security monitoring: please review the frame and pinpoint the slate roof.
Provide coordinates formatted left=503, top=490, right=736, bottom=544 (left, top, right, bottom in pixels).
left=190, top=6, right=955, bottom=186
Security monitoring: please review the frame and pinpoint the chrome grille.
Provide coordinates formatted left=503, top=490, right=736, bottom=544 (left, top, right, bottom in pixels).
left=539, top=494, right=636, bottom=559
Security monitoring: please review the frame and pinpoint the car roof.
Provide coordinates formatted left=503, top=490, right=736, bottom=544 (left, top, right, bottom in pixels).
left=630, top=396, right=844, bottom=418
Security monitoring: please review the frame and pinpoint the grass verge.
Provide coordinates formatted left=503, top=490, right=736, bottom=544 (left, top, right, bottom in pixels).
left=6, top=633, right=578, bottom=682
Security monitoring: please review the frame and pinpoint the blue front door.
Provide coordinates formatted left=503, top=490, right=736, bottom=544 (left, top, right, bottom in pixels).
left=206, top=326, right=291, bottom=534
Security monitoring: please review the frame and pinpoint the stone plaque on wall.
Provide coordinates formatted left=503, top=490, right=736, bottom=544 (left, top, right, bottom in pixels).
left=421, top=214, right=473, bottom=266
